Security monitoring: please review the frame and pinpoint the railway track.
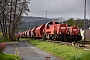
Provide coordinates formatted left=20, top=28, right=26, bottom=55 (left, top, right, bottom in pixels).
left=76, top=41, right=90, bottom=49
left=77, top=41, right=90, bottom=44
left=43, top=39, right=90, bottom=50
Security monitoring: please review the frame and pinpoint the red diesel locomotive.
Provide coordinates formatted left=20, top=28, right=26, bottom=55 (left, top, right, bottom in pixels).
left=17, top=21, right=82, bottom=42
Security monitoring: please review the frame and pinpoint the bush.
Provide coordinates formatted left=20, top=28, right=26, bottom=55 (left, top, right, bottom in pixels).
left=0, top=42, right=6, bottom=53
left=0, top=53, right=21, bottom=60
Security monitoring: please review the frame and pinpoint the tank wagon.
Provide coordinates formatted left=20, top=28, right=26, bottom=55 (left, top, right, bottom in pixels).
left=34, top=24, right=45, bottom=39
left=24, top=29, right=31, bottom=38
left=30, top=27, right=36, bottom=38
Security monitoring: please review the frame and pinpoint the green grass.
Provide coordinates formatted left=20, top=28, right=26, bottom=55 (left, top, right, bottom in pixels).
left=19, top=38, right=29, bottom=40
left=0, top=38, right=19, bottom=43
left=29, top=39, right=90, bottom=60
left=0, top=53, right=21, bottom=60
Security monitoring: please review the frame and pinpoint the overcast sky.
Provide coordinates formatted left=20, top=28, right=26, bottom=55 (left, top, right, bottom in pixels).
left=26, top=0, right=90, bottom=19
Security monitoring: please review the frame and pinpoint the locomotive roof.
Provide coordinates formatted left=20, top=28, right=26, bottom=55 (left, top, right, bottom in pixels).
left=46, top=21, right=59, bottom=25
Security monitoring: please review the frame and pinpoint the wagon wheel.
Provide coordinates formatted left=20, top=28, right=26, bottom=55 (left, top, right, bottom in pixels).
left=75, top=35, right=77, bottom=42
left=42, top=34, right=46, bottom=41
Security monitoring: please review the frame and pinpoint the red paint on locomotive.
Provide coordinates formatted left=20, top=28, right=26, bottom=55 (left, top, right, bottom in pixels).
left=44, top=21, right=60, bottom=34
left=30, top=27, right=36, bottom=38
left=68, top=26, right=80, bottom=35
left=60, top=24, right=69, bottom=35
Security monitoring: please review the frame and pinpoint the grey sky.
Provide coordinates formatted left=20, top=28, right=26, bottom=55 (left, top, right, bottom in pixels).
left=27, top=0, right=90, bottom=19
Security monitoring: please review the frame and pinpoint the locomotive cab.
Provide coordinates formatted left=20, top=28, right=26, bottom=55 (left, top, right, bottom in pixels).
left=68, top=26, right=82, bottom=42
left=44, top=21, right=60, bottom=40
left=59, top=24, right=70, bottom=41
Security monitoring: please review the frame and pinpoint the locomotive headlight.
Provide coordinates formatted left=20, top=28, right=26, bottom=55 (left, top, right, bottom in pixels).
left=76, top=32, right=78, bottom=34
left=67, top=32, right=69, bottom=34
left=61, top=27, right=65, bottom=29
left=60, top=32, right=61, bottom=34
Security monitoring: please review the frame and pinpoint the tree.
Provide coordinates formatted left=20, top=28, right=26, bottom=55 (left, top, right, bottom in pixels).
left=66, top=18, right=75, bottom=26
left=0, top=0, right=30, bottom=41
left=75, top=18, right=84, bottom=28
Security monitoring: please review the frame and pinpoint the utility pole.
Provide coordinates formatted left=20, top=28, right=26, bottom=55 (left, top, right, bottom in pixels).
left=45, top=11, right=48, bottom=20
left=84, top=0, right=86, bottom=41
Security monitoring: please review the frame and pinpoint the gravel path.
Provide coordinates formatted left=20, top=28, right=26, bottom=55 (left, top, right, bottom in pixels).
left=4, top=44, right=15, bottom=54
left=4, top=40, right=62, bottom=60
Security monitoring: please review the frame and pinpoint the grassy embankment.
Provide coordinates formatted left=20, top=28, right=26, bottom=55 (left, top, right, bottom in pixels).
left=27, top=39, right=90, bottom=60
left=0, top=53, right=20, bottom=60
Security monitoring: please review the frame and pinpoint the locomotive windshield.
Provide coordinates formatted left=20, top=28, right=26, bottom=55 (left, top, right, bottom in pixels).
left=46, top=21, right=59, bottom=27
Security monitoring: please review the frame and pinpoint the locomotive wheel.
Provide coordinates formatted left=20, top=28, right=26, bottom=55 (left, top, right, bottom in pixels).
left=42, top=34, right=47, bottom=41
left=45, top=34, right=50, bottom=40
left=66, top=36, right=72, bottom=42
left=47, top=34, right=49, bottom=39
left=72, top=35, right=75, bottom=42
left=52, top=34, right=58, bottom=41
left=75, top=35, right=78, bottom=42
left=77, top=35, right=82, bottom=41
left=64, top=36, right=67, bottom=42
left=56, top=35, right=63, bottom=41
